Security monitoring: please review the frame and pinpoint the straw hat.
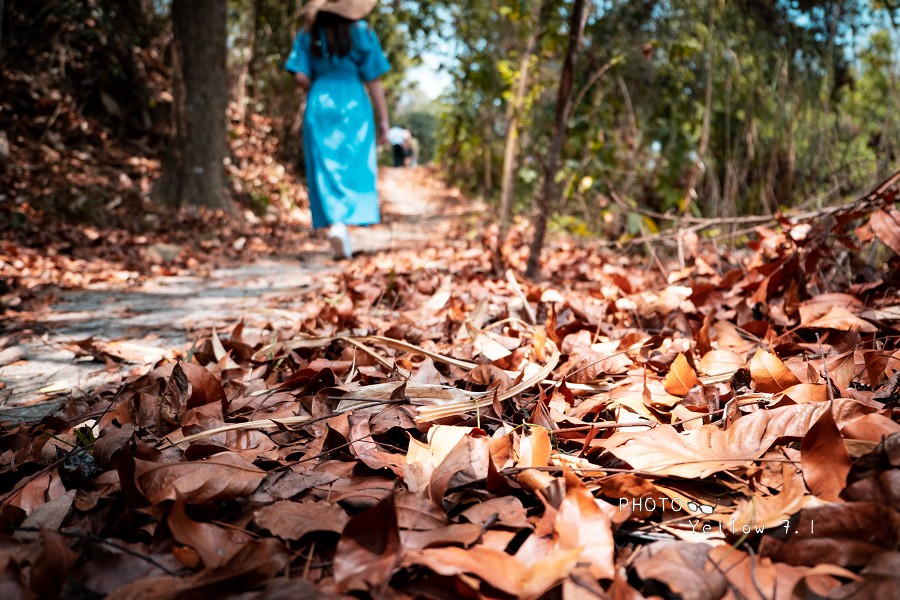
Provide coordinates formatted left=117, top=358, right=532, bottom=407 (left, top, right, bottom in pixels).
left=303, top=0, right=377, bottom=24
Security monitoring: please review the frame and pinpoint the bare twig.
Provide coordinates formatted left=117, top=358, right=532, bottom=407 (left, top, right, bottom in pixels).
left=599, top=168, right=900, bottom=249
left=416, top=340, right=560, bottom=422
left=742, top=543, right=772, bottom=600
left=572, top=56, right=619, bottom=115
left=505, top=269, right=536, bottom=325
left=551, top=420, right=656, bottom=432
left=816, top=332, right=835, bottom=404
left=13, top=527, right=178, bottom=576
left=158, top=398, right=411, bottom=449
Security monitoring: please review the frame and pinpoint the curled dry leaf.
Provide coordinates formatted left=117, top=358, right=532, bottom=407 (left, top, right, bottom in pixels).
left=726, top=465, right=807, bottom=531
left=105, top=538, right=291, bottom=600
left=512, top=473, right=617, bottom=594
left=254, top=500, right=349, bottom=541
left=760, top=502, right=900, bottom=568
left=560, top=333, right=631, bottom=383
left=828, top=551, right=900, bottom=599
left=347, top=412, right=406, bottom=476
left=780, top=383, right=829, bottom=404
left=404, top=425, right=489, bottom=500
left=869, top=207, right=900, bottom=255
left=14, top=489, right=76, bottom=541
left=697, top=349, right=745, bottom=378
left=159, top=363, right=190, bottom=431
left=598, top=398, right=874, bottom=478
left=841, top=413, right=900, bottom=442
left=405, top=545, right=525, bottom=596
left=664, top=353, right=701, bottom=396
left=77, top=553, right=172, bottom=597
left=801, top=407, right=852, bottom=501
left=464, top=363, right=513, bottom=392
left=799, top=304, right=878, bottom=333
left=459, top=495, right=531, bottom=530
left=181, top=362, right=227, bottom=410
left=751, top=348, right=802, bottom=393
left=554, top=471, right=616, bottom=580
left=632, top=542, right=727, bottom=600
left=597, top=473, right=663, bottom=519
left=515, top=426, right=555, bottom=492
left=401, top=523, right=483, bottom=550
left=334, top=491, right=401, bottom=593
left=428, top=431, right=490, bottom=503
left=707, top=545, right=816, bottom=600
left=169, top=495, right=248, bottom=569
left=134, top=452, right=266, bottom=504
left=394, top=490, right=447, bottom=531
left=30, top=530, right=80, bottom=597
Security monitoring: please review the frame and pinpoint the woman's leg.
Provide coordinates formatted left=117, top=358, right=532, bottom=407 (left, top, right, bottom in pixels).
left=327, top=222, right=352, bottom=259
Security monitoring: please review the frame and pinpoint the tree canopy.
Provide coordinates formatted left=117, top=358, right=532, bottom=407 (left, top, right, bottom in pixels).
left=437, top=0, right=900, bottom=237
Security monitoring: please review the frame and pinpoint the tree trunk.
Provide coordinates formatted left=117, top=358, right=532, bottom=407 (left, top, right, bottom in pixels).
left=156, top=0, right=229, bottom=209
left=497, top=0, right=545, bottom=243
left=525, top=0, right=589, bottom=279
left=680, top=1, right=714, bottom=215
left=0, top=0, right=6, bottom=50
left=483, top=143, right=492, bottom=193
left=234, top=0, right=263, bottom=123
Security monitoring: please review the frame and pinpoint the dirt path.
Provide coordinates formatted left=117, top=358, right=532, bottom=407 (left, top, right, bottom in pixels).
left=0, top=167, right=474, bottom=421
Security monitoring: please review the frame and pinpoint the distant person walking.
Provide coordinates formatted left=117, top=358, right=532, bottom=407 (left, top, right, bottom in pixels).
left=387, top=125, right=408, bottom=167
left=286, top=0, right=390, bottom=259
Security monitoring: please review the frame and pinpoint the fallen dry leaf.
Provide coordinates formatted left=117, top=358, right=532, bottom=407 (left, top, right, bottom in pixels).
left=134, top=452, right=266, bottom=504
left=632, top=542, right=727, bottom=600
left=2, top=144, right=899, bottom=599
left=664, top=353, right=701, bottom=396
left=333, top=490, right=402, bottom=592
left=801, top=407, right=852, bottom=501
left=751, top=348, right=802, bottom=393
left=254, top=500, right=348, bottom=541
left=168, top=495, right=248, bottom=568
left=869, top=208, right=900, bottom=255
left=597, top=398, right=874, bottom=478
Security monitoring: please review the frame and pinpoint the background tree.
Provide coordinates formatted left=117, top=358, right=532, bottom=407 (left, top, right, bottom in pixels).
left=498, top=0, right=548, bottom=242
left=3, top=0, right=898, bottom=241
left=437, top=0, right=900, bottom=258
left=156, top=0, right=229, bottom=209
left=230, top=0, right=264, bottom=123
left=525, top=0, right=589, bottom=278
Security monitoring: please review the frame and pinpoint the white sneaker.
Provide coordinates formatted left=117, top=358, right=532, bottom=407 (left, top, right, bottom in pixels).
left=327, top=223, right=352, bottom=259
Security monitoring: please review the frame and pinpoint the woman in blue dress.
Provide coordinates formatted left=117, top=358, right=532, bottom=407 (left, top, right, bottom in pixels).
left=286, top=0, right=391, bottom=259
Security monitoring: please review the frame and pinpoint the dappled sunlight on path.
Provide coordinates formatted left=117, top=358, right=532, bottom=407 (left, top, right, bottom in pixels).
left=352, top=166, right=478, bottom=255
left=0, top=167, right=474, bottom=419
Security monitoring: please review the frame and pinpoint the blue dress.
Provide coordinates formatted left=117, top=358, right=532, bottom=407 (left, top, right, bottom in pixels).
left=285, top=23, right=390, bottom=229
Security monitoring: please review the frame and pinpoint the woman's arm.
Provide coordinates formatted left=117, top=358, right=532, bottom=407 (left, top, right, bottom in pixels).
left=294, top=72, right=311, bottom=93
left=366, top=79, right=389, bottom=145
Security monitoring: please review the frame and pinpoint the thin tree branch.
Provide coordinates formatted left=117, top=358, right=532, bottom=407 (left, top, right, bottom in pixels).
left=13, top=527, right=178, bottom=576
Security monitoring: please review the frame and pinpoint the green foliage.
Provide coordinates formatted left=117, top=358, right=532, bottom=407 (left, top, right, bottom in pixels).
left=9, top=0, right=896, bottom=229
left=435, top=0, right=900, bottom=234
left=248, top=190, right=271, bottom=215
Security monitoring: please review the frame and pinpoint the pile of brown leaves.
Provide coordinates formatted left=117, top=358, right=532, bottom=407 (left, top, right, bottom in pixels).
left=1, top=183, right=900, bottom=598
left=0, top=105, right=313, bottom=315
left=1, top=3, right=314, bottom=317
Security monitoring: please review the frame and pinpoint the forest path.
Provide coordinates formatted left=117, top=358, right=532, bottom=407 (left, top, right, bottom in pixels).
left=0, top=167, right=475, bottom=421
